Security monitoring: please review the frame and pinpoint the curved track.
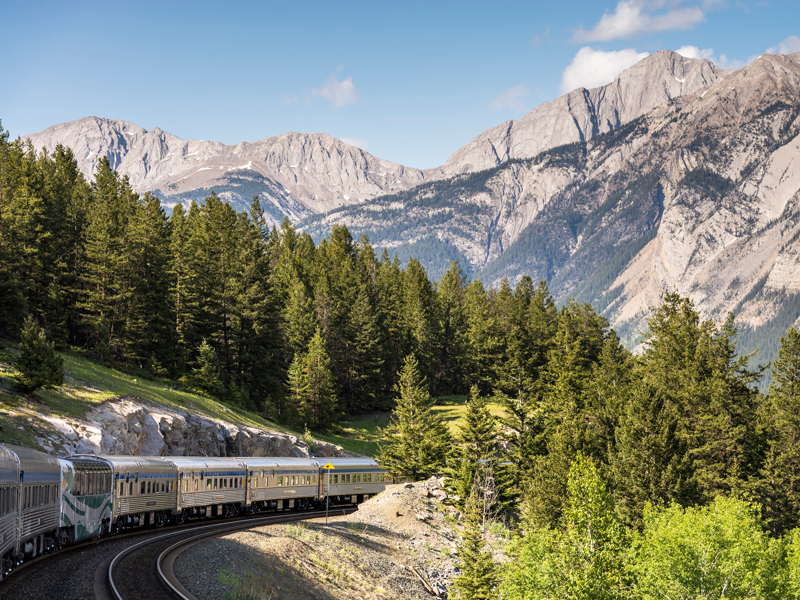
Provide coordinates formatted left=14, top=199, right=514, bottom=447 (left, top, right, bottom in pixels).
left=107, top=508, right=356, bottom=600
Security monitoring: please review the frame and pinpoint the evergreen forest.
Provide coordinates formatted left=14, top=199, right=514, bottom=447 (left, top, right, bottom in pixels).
left=5, top=125, right=800, bottom=598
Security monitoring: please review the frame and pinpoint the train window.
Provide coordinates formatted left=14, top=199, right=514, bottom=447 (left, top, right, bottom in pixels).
left=141, top=482, right=146, bottom=494
left=271, top=470, right=275, bottom=477
left=333, top=474, right=338, bottom=484
left=206, top=479, right=211, bottom=490
left=129, top=482, right=134, bottom=496
left=234, top=478, right=238, bottom=489
left=278, top=476, right=283, bottom=486
left=119, top=482, right=124, bottom=496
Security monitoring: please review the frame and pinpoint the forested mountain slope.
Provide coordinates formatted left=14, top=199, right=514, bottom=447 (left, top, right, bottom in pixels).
left=302, top=52, right=800, bottom=363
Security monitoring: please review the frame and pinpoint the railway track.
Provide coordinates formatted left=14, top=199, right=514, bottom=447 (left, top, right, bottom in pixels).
left=105, top=508, right=356, bottom=600
left=0, top=506, right=355, bottom=600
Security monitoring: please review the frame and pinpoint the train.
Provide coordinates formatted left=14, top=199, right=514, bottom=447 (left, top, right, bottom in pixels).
left=0, top=443, right=388, bottom=581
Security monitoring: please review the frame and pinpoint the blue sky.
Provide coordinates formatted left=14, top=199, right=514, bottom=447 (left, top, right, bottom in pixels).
left=1, top=0, right=798, bottom=168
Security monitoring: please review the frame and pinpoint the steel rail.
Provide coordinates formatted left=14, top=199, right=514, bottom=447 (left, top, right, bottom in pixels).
left=110, top=508, right=355, bottom=600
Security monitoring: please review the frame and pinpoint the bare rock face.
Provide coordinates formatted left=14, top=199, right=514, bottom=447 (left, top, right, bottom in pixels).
left=23, top=120, right=425, bottom=222
left=22, top=51, right=722, bottom=226
left=429, top=50, right=723, bottom=178
left=40, top=396, right=353, bottom=458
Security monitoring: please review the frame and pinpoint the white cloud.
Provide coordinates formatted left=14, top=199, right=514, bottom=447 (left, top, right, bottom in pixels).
left=670, top=35, right=800, bottom=74
left=675, top=45, right=714, bottom=60
left=675, top=45, right=747, bottom=69
left=490, top=85, right=529, bottom=111
left=573, top=0, right=705, bottom=42
left=561, top=47, right=649, bottom=93
left=767, top=35, right=800, bottom=55
left=341, top=137, right=369, bottom=150
left=311, top=70, right=359, bottom=107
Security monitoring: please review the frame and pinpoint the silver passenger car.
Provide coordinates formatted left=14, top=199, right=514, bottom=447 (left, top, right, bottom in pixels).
left=0, top=445, right=18, bottom=579
left=166, top=457, right=246, bottom=520
left=320, top=457, right=387, bottom=505
left=95, top=456, right=177, bottom=530
left=6, top=445, right=60, bottom=561
left=238, top=457, right=320, bottom=511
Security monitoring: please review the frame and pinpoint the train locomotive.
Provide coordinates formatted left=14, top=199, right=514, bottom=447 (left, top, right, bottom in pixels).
left=0, top=444, right=387, bottom=581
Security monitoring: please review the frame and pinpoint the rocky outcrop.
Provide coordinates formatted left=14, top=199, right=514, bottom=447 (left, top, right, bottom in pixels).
left=36, top=396, right=350, bottom=458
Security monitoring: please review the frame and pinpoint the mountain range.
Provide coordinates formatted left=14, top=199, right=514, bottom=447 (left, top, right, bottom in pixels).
left=22, top=50, right=800, bottom=369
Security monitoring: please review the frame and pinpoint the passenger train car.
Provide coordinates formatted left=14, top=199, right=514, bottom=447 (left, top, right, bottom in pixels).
left=171, top=457, right=246, bottom=520
left=0, top=443, right=388, bottom=582
left=57, top=457, right=113, bottom=544
left=0, top=446, right=18, bottom=579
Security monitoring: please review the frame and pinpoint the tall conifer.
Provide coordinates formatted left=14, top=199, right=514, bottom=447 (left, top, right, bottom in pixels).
left=378, top=354, right=450, bottom=480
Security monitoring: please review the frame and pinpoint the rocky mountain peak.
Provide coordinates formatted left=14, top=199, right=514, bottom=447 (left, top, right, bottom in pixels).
left=428, top=50, right=724, bottom=179
left=24, top=119, right=426, bottom=221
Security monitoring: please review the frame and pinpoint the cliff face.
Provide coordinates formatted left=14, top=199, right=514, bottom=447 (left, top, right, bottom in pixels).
left=427, top=50, right=723, bottom=178
left=23, top=119, right=426, bottom=223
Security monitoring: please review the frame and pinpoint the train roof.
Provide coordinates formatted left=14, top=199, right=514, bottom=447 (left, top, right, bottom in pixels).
left=160, top=457, right=246, bottom=471
left=0, top=445, right=18, bottom=482
left=59, top=457, right=113, bottom=471
left=234, top=457, right=282, bottom=469
left=90, top=455, right=176, bottom=473
left=0, top=444, right=17, bottom=466
left=3, top=444, right=60, bottom=473
left=317, top=457, right=382, bottom=470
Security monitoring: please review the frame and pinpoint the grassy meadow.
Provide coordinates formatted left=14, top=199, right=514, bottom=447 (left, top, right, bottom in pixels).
left=0, top=341, right=501, bottom=457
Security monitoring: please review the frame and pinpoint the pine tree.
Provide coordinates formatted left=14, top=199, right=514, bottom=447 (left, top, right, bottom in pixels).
left=445, top=386, right=513, bottom=512
left=434, top=260, right=468, bottom=394
left=402, top=259, right=437, bottom=384
left=458, top=385, right=498, bottom=461
left=346, top=282, right=383, bottom=411
left=759, top=327, right=800, bottom=534
left=451, top=489, right=499, bottom=600
left=377, top=354, right=450, bottom=481
left=285, top=353, right=306, bottom=426
left=14, top=315, right=64, bottom=392
left=300, top=329, right=338, bottom=431
left=232, top=197, right=285, bottom=412
left=182, top=338, right=224, bottom=397
left=125, top=192, right=173, bottom=373
left=463, top=280, right=502, bottom=394
left=376, top=250, right=405, bottom=393
left=610, top=381, right=695, bottom=529
left=496, top=280, right=557, bottom=488
left=585, top=331, right=632, bottom=463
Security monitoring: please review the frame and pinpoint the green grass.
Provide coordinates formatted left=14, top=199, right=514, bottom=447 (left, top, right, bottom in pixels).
left=317, top=395, right=505, bottom=457
left=0, top=341, right=505, bottom=458
left=0, top=340, right=292, bottom=451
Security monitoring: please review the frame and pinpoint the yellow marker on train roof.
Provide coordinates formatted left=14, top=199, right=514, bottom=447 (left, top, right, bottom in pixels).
left=322, top=462, right=335, bottom=469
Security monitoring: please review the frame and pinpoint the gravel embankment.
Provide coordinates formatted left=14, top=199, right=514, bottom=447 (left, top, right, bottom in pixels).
left=174, top=480, right=478, bottom=600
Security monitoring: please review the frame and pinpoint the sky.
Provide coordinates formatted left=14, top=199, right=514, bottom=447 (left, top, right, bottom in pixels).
left=1, top=0, right=799, bottom=169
